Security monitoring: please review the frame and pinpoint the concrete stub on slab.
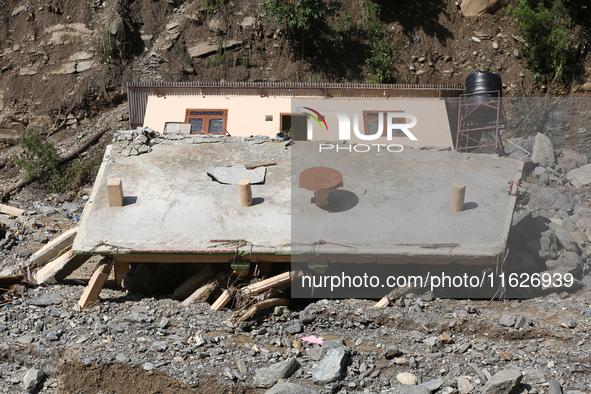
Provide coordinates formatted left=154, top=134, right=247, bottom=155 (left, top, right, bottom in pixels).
left=238, top=179, right=252, bottom=206
left=451, top=182, right=466, bottom=212
left=107, top=178, right=124, bottom=207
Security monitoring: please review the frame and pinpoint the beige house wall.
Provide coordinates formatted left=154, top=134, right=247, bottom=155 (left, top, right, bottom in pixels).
left=143, top=95, right=454, bottom=148
left=143, top=95, right=292, bottom=137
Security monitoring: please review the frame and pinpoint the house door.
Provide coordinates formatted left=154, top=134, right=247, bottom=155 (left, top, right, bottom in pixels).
left=280, top=113, right=308, bottom=141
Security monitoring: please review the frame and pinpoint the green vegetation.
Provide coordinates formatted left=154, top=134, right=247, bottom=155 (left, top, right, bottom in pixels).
left=14, top=128, right=59, bottom=181
left=203, top=0, right=226, bottom=13
left=363, top=2, right=395, bottom=83
left=507, top=0, right=587, bottom=83
left=14, top=127, right=96, bottom=193
left=98, top=28, right=116, bottom=64
left=261, top=0, right=345, bottom=56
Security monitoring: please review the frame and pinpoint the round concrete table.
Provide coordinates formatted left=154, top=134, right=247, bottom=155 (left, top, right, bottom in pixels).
left=299, top=167, right=343, bottom=207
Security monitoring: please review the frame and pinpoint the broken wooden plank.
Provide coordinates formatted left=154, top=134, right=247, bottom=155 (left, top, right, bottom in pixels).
left=173, top=265, right=216, bottom=300
left=114, top=258, right=129, bottom=289
left=0, top=204, right=25, bottom=217
left=35, top=251, right=91, bottom=284
left=211, top=288, right=235, bottom=311
left=183, top=281, right=219, bottom=306
left=28, top=227, right=78, bottom=268
left=374, top=297, right=390, bottom=308
left=510, top=161, right=525, bottom=196
left=245, top=160, right=277, bottom=170
left=78, top=262, right=112, bottom=308
left=240, top=271, right=291, bottom=295
left=237, top=298, right=289, bottom=322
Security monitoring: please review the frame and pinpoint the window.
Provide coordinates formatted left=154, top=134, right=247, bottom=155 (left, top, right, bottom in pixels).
left=363, top=110, right=405, bottom=137
left=184, top=109, right=228, bottom=135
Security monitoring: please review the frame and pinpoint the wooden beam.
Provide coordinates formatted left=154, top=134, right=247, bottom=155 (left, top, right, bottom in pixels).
left=211, top=288, right=235, bottom=311
left=28, top=227, right=78, bottom=268
left=173, top=265, right=216, bottom=300
left=510, top=161, right=525, bottom=196
left=0, top=204, right=25, bottom=217
left=245, top=160, right=277, bottom=170
left=78, top=262, right=112, bottom=308
left=112, top=253, right=292, bottom=264
left=240, top=271, right=291, bottom=295
left=183, top=280, right=219, bottom=305
left=114, top=258, right=130, bottom=289
left=237, top=298, right=288, bottom=322
left=35, top=251, right=91, bottom=284
left=374, top=297, right=390, bottom=308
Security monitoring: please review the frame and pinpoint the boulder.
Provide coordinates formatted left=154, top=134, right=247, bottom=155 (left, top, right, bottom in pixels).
left=531, top=133, right=555, bottom=165
left=558, top=150, right=588, bottom=172
left=482, top=369, right=523, bottom=394
left=312, top=348, right=347, bottom=384
left=567, top=163, right=591, bottom=188
left=254, top=357, right=298, bottom=389
left=460, top=0, right=503, bottom=17
left=545, top=252, right=582, bottom=275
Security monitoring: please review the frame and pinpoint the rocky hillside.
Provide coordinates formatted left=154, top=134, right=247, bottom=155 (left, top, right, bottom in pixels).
left=1, top=0, right=591, bottom=139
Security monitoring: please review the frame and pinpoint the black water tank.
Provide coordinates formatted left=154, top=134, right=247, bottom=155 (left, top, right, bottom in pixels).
left=465, top=71, right=502, bottom=102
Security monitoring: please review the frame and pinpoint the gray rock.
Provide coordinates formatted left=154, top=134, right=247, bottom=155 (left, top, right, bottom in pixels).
left=421, top=379, right=445, bottom=391
left=38, top=206, right=57, bottom=215
left=482, top=369, right=523, bottom=394
left=562, top=217, right=579, bottom=232
left=321, top=339, right=347, bottom=357
left=470, top=363, right=488, bottom=384
left=384, top=345, right=402, bottom=359
left=567, top=163, right=591, bottom=188
left=116, top=353, right=129, bottom=363
left=548, top=381, right=563, bottom=394
left=457, top=376, right=474, bottom=394
left=254, top=357, right=298, bottom=388
left=514, top=315, right=527, bottom=329
left=499, top=315, right=516, bottom=327
left=558, top=150, right=588, bottom=172
left=299, top=307, right=315, bottom=324
left=265, top=383, right=318, bottom=394
left=533, top=166, right=547, bottom=176
left=28, top=293, right=63, bottom=307
left=423, top=337, right=442, bottom=352
left=546, top=252, right=582, bottom=275
left=143, top=362, right=154, bottom=371
left=531, top=133, right=555, bottom=165
left=23, top=367, right=45, bottom=393
left=539, top=172, right=549, bottom=185
left=17, top=335, right=34, bottom=344
left=286, top=322, right=302, bottom=334
left=582, top=275, right=591, bottom=290
left=553, top=230, right=580, bottom=252
left=390, top=385, right=432, bottom=394
left=527, top=187, right=574, bottom=211
left=61, top=202, right=81, bottom=212
left=153, top=341, right=168, bottom=351
left=312, top=348, right=347, bottom=384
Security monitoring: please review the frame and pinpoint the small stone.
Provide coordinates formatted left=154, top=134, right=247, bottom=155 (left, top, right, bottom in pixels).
left=397, top=372, right=418, bottom=385
left=421, top=379, right=445, bottom=391
left=286, top=323, right=302, bottom=334
left=266, top=383, right=318, bottom=394
left=116, top=353, right=129, bottom=363
left=561, top=319, right=576, bottom=329
left=499, top=315, right=516, bottom=327
left=548, top=380, right=562, bottom=394
left=439, top=333, right=453, bottom=343
left=153, top=341, right=168, bottom=351
left=514, top=315, right=527, bottom=329
left=457, top=376, right=474, bottom=394
left=423, top=337, right=442, bottom=352
left=384, top=346, right=401, bottom=359
left=499, top=351, right=513, bottom=360
left=143, top=363, right=154, bottom=371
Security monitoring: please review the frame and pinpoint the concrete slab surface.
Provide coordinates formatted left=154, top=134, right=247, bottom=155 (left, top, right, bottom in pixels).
left=73, top=139, right=292, bottom=255
left=291, top=142, right=521, bottom=259
left=73, top=137, right=520, bottom=262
